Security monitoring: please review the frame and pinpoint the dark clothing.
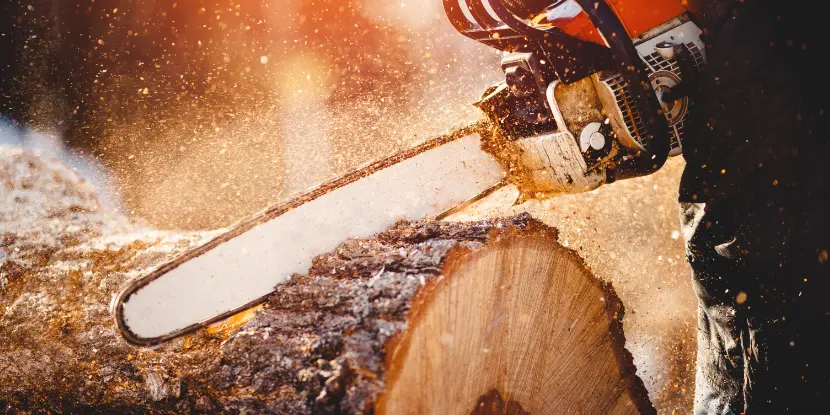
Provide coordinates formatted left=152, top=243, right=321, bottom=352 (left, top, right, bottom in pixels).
left=680, top=0, right=830, bottom=412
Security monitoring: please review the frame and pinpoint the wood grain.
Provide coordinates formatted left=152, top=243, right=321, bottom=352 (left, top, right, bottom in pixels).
left=377, top=224, right=654, bottom=414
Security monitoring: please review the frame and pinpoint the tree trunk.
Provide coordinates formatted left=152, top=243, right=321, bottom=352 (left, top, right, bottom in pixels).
left=1, top=149, right=653, bottom=414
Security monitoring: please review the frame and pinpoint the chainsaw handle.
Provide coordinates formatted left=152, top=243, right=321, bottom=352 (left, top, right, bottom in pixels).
left=465, top=0, right=501, bottom=29
left=443, top=0, right=531, bottom=52
left=444, top=0, right=476, bottom=32
left=486, top=0, right=549, bottom=39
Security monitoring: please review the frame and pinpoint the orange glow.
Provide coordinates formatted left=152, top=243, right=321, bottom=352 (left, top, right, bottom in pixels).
left=75, top=0, right=503, bottom=230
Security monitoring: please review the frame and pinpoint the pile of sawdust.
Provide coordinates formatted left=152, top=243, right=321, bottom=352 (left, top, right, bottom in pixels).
left=0, top=148, right=213, bottom=411
left=1, top=148, right=119, bottom=289
left=1, top=148, right=104, bottom=235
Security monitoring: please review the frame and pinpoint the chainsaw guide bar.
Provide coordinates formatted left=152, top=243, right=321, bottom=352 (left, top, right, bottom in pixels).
left=113, top=122, right=507, bottom=346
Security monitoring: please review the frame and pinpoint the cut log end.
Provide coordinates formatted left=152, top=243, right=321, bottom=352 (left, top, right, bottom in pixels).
left=376, top=219, right=653, bottom=414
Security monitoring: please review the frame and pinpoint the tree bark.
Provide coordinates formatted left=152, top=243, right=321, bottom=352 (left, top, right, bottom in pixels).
left=1, top=149, right=653, bottom=414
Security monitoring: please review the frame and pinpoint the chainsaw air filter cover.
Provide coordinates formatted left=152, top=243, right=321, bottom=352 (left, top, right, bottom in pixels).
left=599, top=17, right=707, bottom=156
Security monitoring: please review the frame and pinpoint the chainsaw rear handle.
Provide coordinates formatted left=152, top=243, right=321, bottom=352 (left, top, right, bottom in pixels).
left=444, top=0, right=670, bottom=180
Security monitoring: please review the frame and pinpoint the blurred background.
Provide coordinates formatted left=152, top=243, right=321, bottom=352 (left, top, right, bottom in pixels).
left=1, top=1, right=696, bottom=412
left=1, top=0, right=503, bottom=229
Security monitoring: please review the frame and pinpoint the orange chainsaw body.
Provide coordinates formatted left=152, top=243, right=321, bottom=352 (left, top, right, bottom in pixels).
left=539, top=0, right=688, bottom=44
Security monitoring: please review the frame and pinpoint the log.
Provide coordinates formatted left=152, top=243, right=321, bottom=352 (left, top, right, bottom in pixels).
left=0, top=148, right=654, bottom=413
left=444, top=162, right=698, bottom=413
left=374, top=221, right=653, bottom=414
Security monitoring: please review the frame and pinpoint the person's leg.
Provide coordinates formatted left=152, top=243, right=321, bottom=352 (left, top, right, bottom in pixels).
left=679, top=1, right=830, bottom=410
left=681, top=178, right=830, bottom=413
left=681, top=202, right=745, bottom=414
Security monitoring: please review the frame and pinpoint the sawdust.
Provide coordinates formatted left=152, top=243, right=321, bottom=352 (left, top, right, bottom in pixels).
left=6, top=0, right=501, bottom=230
left=0, top=148, right=212, bottom=411
left=0, top=148, right=126, bottom=289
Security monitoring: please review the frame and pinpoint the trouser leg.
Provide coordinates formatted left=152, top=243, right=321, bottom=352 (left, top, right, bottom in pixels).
left=681, top=202, right=744, bottom=414
left=682, top=200, right=830, bottom=414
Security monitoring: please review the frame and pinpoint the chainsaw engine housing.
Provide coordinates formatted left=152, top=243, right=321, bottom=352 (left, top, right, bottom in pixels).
left=446, top=1, right=706, bottom=198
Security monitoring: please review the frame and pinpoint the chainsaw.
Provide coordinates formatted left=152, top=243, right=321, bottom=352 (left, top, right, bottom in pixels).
left=113, top=0, right=706, bottom=346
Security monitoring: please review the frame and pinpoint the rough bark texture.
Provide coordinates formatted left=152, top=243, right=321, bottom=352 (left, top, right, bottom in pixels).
left=1, top=149, right=654, bottom=414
